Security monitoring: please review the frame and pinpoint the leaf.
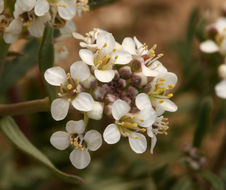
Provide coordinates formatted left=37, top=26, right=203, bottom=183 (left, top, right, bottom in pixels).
left=39, top=24, right=56, bottom=101
left=192, top=97, right=212, bottom=147
left=0, top=34, right=9, bottom=66
left=0, top=116, right=83, bottom=184
left=172, top=176, right=194, bottom=190
left=0, top=39, right=39, bottom=94
left=200, top=170, right=225, bottom=190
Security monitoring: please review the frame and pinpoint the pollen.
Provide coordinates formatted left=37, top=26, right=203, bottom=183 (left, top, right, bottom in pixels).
left=135, top=136, right=140, bottom=140
left=67, top=84, right=72, bottom=90
left=103, top=43, right=107, bottom=48
left=141, top=128, right=146, bottom=132
left=66, top=73, right=70, bottom=79
left=115, top=55, right=118, bottom=60
left=167, top=93, right=173, bottom=98
left=159, top=100, right=165, bottom=103
left=160, top=78, right=166, bottom=82
left=168, top=84, right=173, bottom=89
left=139, top=119, right=144, bottom=122
left=112, top=48, right=116, bottom=52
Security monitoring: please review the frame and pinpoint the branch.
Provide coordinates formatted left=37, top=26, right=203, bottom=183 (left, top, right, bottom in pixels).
left=0, top=97, right=50, bottom=116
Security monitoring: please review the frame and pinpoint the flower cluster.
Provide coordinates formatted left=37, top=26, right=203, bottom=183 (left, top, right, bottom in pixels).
left=0, top=0, right=88, bottom=43
left=46, top=28, right=178, bottom=169
left=200, top=16, right=226, bottom=98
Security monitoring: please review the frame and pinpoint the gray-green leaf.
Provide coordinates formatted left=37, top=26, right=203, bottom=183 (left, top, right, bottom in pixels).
left=0, top=116, right=83, bottom=184
left=39, top=24, right=56, bottom=101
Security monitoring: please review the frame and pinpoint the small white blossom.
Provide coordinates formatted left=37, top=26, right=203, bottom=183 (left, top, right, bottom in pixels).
left=215, top=64, right=226, bottom=98
left=79, top=32, right=132, bottom=82
left=103, top=98, right=156, bottom=154
left=50, top=120, right=102, bottom=169
left=122, top=37, right=167, bottom=77
left=0, top=0, right=4, bottom=14
left=44, top=61, right=94, bottom=120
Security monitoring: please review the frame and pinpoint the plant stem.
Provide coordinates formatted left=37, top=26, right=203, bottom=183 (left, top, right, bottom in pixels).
left=0, top=97, right=50, bottom=116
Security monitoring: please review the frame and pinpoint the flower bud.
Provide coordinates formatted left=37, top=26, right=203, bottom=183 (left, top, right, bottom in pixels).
left=82, top=74, right=97, bottom=89
left=119, top=66, right=132, bottom=79
left=127, top=86, right=138, bottom=98
left=104, top=103, right=113, bottom=116
left=218, top=64, right=226, bottom=79
left=131, top=59, right=142, bottom=71
left=131, top=72, right=148, bottom=88
left=94, top=85, right=108, bottom=100
left=105, top=93, right=117, bottom=103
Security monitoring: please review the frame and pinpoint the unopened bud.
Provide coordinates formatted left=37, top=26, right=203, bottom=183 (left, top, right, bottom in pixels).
left=104, top=103, right=113, bottom=116
left=131, top=59, right=142, bottom=71
left=131, top=72, right=148, bottom=87
left=82, top=74, right=97, bottom=89
left=119, top=66, right=132, bottom=79
left=105, top=93, right=117, bottom=103
left=94, top=85, right=108, bottom=100
left=127, top=86, right=138, bottom=98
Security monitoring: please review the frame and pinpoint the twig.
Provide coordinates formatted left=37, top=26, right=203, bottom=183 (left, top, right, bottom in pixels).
left=0, top=97, right=50, bottom=115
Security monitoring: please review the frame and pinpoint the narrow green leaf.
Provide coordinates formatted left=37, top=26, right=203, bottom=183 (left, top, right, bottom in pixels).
left=0, top=116, right=83, bottom=184
left=200, top=171, right=225, bottom=190
left=0, top=34, right=9, bottom=66
left=192, top=97, right=212, bottom=147
left=172, top=176, right=194, bottom=190
left=0, top=39, right=39, bottom=94
left=39, top=24, right=56, bottom=101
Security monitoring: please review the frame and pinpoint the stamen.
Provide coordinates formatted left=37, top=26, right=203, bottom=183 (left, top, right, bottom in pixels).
left=168, top=84, right=173, bottom=89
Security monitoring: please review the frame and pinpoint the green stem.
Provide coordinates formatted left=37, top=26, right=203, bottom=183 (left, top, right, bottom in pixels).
left=84, top=113, right=89, bottom=127
left=0, top=97, right=50, bottom=116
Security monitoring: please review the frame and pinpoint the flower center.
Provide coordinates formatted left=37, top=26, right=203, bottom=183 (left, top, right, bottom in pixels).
left=117, top=115, right=146, bottom=137
left=58, top=73, right=80, bottom=101
left=70, top=134, right=87, bottom=150
left=19, top=11, right=36, bottom=26
left=153, top=117, right=169, bottom=135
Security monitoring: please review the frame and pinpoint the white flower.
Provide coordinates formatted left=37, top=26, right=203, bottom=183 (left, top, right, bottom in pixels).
left=103, top=98, right=156, bottom=154
left=87, top=101, right=104, bottom=120
left=50, top=120, right=102, bottom=169
left=122, top=37, right=166, bottom=77
left=0, top=0, right=4, bottom=14
left=147, top=115, right=169, bottom=154
left=73, top=28, right=108, bottom=50
left=79, top=32, right=132, bottom=82
left=215, top=80, right=226, bottom=99
left=54, top=44, right=69, bottom=61
left=3, top=18, right=23, bottom=43
left=44, top=61, right=95, bottom=120
left=148, top=72, right=178, bottom=113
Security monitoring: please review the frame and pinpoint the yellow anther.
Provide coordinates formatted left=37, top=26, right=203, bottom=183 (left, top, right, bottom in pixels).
left=68, top=98, right=72, bottom=102
left=58, top=93, right=62, bottom=97
left=159, top=100, right=165, bottom=103
left=157, top=89, right=163, bottom=93
left=60, top=83, right=63, bottom=86
left=168, top=84, right=173, bottom=89
left=66, top=73, right=70, bottom=78
left=73, top=89, right=77, bottom=93
left=135, top=136, right=140, bottom=140
left=157, top=82, right=165, bottom=86
left=152, top=44, right=157, bottom=50
left=67, top=84, right=72, bottom=90
left=163, top=118, right=168, bottom=121
left=115, top=55, right=118, bottom=60
left=141, top=128, right=146, bottom=132
left=74, top=77, right=78, bottom=81
left=93, top=28, right=97, bottom=32
left=139, top=119, right=144, bottom=122
left=103, top=43, right=107, bottom=48
left=112, top=48, right=116, bottom=52
left=159, top=78, right=166, bottom=82
left=125, top=132, right=130, bottom=136
left=158, top=53, right=164, bottom=57
left=167, top=93, right=173, bottom=98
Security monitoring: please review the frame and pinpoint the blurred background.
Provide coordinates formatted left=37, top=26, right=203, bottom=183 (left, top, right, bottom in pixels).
left=0, top=0, right=226, bottom=189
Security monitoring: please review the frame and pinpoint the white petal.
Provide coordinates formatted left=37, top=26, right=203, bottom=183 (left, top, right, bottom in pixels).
left=72, top=92, right=94, bottom=112
left=60, top=20, right=76, bottom=35
left=135, top=93, right=152, bottom=110
left=137, top=108, right=156, bottom=128
left=112, top=50, right=132, bottom=65
left=87, top=102, right=103, bottom=120
left=17, top=0, right=36, bottom=12
left=103, top=124, right=121, bottom=144
left=157, top=99, right=178, bottom=112
left=122, top=37, right=136, bottom=54
left=35, top=0, right=49, bottom=16
left=141, top=63, right=159, bottom=77
left=84, top=130, right=102, bottom=151
left=44, top=66, right=67, bottom=86
left=79, top=49, right=94, bottom=66
left=150, top=133, right=157, bottom=154
left=66, top=120, right=85, bottom=134
left=215, top=80, right=226, bottom=99
left=28, top=18, right=45, bottom=37
left=4, top=19, right=22, bottom=43
left=147, top=127, right=154, bottom=138
left=133, top=36, right=143, bottom=49
left=129, top=133, right=147, bottom=154
left=51, top=98, right=70, bottom=121
left=72, top=32, right=86, bottom=41
left=149, top=60, right=168, bottom=73
left=94, top=69, right=115, bottom=83
left=57, top=0, right=76, bottom=20
left=70, top=149, right=91, bottom=169
left=50, top=131, right=70, bottom=150
left=70, top=61, right=90, bottom=82
left=200, top=40, right=219, bottom=53
left=220, top=38, right=226, bottom=55
left=112, top=99, right=130, bottom=120
left=215, top=17, right=226, bottom=33
left=152, top=72, right=177, bottom=89
left=97, top=32, right=115, bottom=54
